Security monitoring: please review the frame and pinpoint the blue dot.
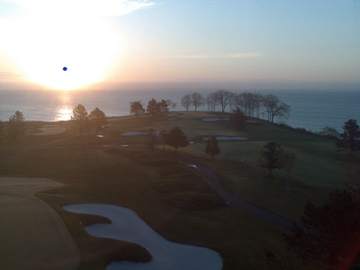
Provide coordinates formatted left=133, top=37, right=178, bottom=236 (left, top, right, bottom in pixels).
left=63, top=67, right=67, bottom=71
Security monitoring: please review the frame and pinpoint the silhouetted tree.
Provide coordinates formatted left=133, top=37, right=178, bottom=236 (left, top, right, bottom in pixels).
left=158, top=99, right=169, bottom=114
left=229, top=107, right=246, bottom=129
left=166, top=99, right=177, bottom=110
left=317, top=126, right=340, bottom=138
left=336, top=119, right=360, bottom=160
left=205, top=92, right=217, bottom=111
left=262, top=94, right=290, bottom=123
left=205, top=136, right=221, bottom=160
left=181, top=94, right=191, bottom=111
left=7, top=111, right=25, bottom=140
left=214, top=90, right=234, bottom=112
left=258, top=141, right=286, bottom=176
left=146, top=98, right=160, bottom=117
left=282, top=151, right=296, bottom=195
left=164, top=126, right=189, bottom=152
left=283, top=185, right=360, bottom=270
left=71, top=104, right=88, bottom=136
left=146, top=128, right=157, bottom=152
left=130, top=101, right=145, bottom=118
left=190, top=92, right=205, bottom=111
left=89, top=107, right=107, bottom=135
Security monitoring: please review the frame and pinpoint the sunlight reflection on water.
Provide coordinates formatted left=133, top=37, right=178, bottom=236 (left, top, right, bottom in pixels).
left=55, top=92, right=73, bottom=121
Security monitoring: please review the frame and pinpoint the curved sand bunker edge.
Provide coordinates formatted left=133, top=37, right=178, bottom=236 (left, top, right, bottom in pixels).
left=64, top=203, right=223, bottom=270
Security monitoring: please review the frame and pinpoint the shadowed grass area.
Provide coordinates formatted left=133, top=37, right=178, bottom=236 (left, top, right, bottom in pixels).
left=0, top=111, right=345, bottom=270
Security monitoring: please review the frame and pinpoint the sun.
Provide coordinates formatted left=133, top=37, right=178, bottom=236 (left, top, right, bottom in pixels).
left=6, top=15, right=121, bottom=90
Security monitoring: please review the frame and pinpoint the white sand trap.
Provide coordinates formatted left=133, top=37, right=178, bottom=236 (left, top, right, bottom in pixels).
left=64, top=204, right=222, bottom=270
left=35, top=125, right=66, bottom=136
left=202, top=117, right=229, bottom=122
left=166, top=113, right=178, bottom=116
left=203, top=136, right=248, bottom=141
left=0, top=177, right=79, bottom=270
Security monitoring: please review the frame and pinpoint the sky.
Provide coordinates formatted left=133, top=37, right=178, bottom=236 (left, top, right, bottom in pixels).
left=0, top=0, right=359, bottom=91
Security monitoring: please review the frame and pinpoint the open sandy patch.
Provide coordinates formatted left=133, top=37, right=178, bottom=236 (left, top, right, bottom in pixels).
left=64, top=203, right=222, bottom=270
left=0, top=177, right=79, bottom=270
left=34, top=125, right=66, bottom=136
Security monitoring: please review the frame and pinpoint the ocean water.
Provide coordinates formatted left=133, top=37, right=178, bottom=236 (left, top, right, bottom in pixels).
left=0, top=89, right=359, bottom=132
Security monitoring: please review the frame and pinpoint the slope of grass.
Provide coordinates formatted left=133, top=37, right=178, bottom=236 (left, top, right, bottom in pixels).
left=0, top=111, right=345, bottom=270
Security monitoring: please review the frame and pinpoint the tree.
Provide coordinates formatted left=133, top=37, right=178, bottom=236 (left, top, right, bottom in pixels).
left=190, top=92, right=205, bottom=111
left=181, top=94, right=191, bottom=111
left=258, top=141, right=286, bottom=176
left=229, top=107, right=246, bottom=129
left=7, top=111, right=25, bottom=140
left=89, top=107, right=107, bottom=135
left=146, top=98, right=160, bottom=117
left=130, top=101, right=145, bottom=118
left=317, top=126, right=340, bottom=138
left=164, top=126, right=189, bottom=152
left=205, top=136, right=221, bottom=160
left=282, top=151, right=296, bottom=195
left=283, top=185, right=360, bottom=270
left=146, top=128, right=157, bottom=152
left=205, top=92, right=217, bottom=111
left=214, top=90, right=234, bottom=113
left=71, top=104, right=88, bottom=136
left=166, top=99, right=177, bottom=110
left=262, top=94, right=290, bottom=123
left=158, top=99, right=169, bottom=114
left=336, top=119, right=360, bottom=160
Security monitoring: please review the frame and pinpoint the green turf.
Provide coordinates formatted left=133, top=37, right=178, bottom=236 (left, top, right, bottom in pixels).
left=0, top=111, right=347, bottom=270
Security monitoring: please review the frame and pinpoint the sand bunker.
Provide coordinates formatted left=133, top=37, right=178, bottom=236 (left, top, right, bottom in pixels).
left=64, top=204, right=222, bottom=270
left=203, top=136, right=248, bottom=141
left=0, top=177, right=79, bottom=270
left=166, top=113, right=178, bottom=116
left=35, top=125, right=66, bottom=136
left=202, top=117, right=229, bottom=122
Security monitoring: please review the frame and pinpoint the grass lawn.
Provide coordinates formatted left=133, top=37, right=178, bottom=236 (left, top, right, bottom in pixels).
left=0, top=112, right=347, bottom=269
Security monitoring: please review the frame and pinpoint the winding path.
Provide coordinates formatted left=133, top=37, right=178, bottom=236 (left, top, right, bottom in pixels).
left=103, top=133, right=295, bottom=230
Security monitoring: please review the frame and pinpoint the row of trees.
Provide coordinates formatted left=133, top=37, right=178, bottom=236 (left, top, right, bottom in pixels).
left=181, top=90, right=291, bottom=123
left=71, top=104, right=107, bottom=136
left=130, top=99, right=176, bottom=118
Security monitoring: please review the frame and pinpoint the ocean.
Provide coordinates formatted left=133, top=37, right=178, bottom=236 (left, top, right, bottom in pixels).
left=0, top=89, right=359, bottom=132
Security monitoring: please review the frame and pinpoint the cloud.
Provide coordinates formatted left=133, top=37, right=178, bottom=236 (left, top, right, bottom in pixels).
left=161, top=52, right=262, bottom=60
left=5, top=0, right=155, bottom=17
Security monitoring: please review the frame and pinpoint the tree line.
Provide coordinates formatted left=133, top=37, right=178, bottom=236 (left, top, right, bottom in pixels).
left=0, top=105, right=108, bottom=140
left=180, top=90, right=291, bottom=123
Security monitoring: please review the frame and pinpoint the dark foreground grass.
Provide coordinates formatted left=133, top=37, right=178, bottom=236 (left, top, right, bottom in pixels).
left=0, top=112, right=345, bottom=270
left=0, top=133, right=307, bottom=270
